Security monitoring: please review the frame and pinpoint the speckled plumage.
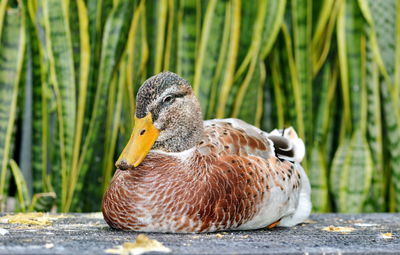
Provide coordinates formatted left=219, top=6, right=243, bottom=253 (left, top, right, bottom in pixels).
left=102, top=72, right=311, bottom=233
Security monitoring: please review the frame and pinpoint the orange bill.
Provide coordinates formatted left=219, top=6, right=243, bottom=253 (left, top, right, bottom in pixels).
left=116, top=113, right=160, bottom=168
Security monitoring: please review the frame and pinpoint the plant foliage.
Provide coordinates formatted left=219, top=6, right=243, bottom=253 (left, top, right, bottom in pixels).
left=0, top=0, right=399, bottom=212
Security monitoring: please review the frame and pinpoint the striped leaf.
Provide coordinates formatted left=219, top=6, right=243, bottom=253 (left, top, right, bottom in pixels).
left=234, top=60, right=265, bottom=125
left=9, top=160, right=30, bottom=212
left=291, top=0, right=312, bottom=146
left=84, top=0, right=113, bottom=143
left=146, top=0, right=167, bottom=75
left=310, top=61, right=337, bottom=212
left=216, top=0, right=241, bottom=118
left=43, top=0, right=77, bottom=209
left=0, top=0, right=8, bottom=42
left=365, top=40, right=385, bottom=211
left=365, top=0, right=397, bottom=84
left=192, top=0, right=226, bottom=114
left=176, top=0, right=198, bottom=84
left=331, top=129, right=373, bottom=212
left=23, top=0, right=51, bottom=195
left=310, top=145, right=329, bottom=212
left=163, top=0, right=178, bottom=72
left=102, top=58, right=126, bottom=192
left=260, top=0, right=287, bottom=59
left=0, top=8, right=26, bottom=209
left=236, top=0, right=258, bottom=66
left=72, top=0, right=135, bottom=211
left=381, top=78, right=400, bottom=211
left=29, top=192, right=56, bottom=212
left=206, top=1, right=231, bottom=119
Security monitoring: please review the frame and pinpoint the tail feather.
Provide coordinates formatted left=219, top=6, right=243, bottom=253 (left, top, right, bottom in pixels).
left=268, top=127, right=305, bottom=163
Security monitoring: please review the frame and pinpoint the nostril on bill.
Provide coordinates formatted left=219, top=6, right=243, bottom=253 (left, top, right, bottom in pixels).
left=117, top=159, right=129, bottom=170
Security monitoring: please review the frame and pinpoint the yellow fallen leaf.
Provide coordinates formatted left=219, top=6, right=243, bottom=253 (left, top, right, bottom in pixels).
left=322, top=225, right=355, bottom=233
left=381, top=233, right=393, bottom=239
left=215, top=233, right=224, bottom=238
left=105, top=234, right=171, bottom=255
left=0, top=213, right=64, bottom=226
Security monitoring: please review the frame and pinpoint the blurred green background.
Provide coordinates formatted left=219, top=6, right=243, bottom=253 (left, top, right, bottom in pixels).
left=0, top=0, right=399, bottom=213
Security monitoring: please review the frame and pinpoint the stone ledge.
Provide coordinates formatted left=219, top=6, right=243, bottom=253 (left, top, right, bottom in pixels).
left=0, top=213, right=399, bottom=254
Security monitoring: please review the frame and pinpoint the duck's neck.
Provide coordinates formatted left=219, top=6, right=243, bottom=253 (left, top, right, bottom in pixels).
left=152, top=123, right=204, bottom=152
left=153, top=128, right=203, bottom=152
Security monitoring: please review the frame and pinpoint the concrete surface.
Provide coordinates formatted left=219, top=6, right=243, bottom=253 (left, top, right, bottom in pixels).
left=0, top=213, right=399, bottom=254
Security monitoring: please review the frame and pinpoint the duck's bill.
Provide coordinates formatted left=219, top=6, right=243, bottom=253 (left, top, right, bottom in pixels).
left=116, top=113, right=160, bottom=169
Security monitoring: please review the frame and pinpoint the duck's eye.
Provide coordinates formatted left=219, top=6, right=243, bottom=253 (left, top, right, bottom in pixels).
left=163, top=95, right=173, bottom=104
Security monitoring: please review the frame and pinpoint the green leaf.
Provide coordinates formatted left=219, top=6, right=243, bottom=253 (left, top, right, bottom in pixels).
left=310, top=145, right=329, bottom=212
left=72, top=0, right=135, bottom=212
left=9, top=160, right=30, bottom=212
left=331, top=129, right=373, bottom=212
left=215, top=0, right=241, bottom=118
left=291, top=0, right=312, bottom=145
left=176, top=0, right=198, bottom=84
left=0, top=7, right=26, bottom=210
left=43, top=0, right=77, bottom=209
left=365, top=39, right=385, bottom=212
left=29, top=192, right=56, bottom=212
left=192, top=0, right=226, bottom=115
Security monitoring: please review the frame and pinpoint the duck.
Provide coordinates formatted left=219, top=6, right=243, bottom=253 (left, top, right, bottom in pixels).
left=102, top=71, right=311, bottom=233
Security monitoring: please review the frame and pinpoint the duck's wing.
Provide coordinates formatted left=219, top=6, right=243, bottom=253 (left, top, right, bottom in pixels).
left=196, top=118, right=311, bottom=229
left=202, top=118, right=305, bottom=163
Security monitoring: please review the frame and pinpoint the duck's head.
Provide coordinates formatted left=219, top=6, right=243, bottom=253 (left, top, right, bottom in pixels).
left=116, top=72, right=203, bottom=170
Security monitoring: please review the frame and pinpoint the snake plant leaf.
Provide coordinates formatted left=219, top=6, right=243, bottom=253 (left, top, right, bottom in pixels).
left=266, top=52, right=284, bottom=130
left=381, top=78, right=400, bottom=211
left=216, top=0, right=241, bottom=118
left=118, top=1, right=148, bottom=155
left=309, top=62, right=336, bottom=212
left=226, top=10, right=260, bottom=119
left=9, top=160, right=30, bottom=212
left=291, top=0, right=312, bottom=146
left=365, top=0, right=397, bottom=84
left=260, top=0, right=287, bottom=59
left=233, top=0, right=278, bottom=124
left=192, top=0, right=226, bottom=115
left=310, top=145, right=329, bottom=212
left=365, top=41, right=385, bottom=212
left=102, top=59, right=126, bottom=193
left=69, top=0, right=81, bottom=88
left=29, top=192, right=56, bottom=212
left=312, top=0, right=341, bottom=75
left=176, top=0, right=198, bottom=84
left=71, top=0, right=91, bottom=189
left=72, top=0, right=135, bottom=212
left=146, top=0, right=167, bottom=75
left=235, top=60, right=265, bottom=126
left=281, top=24, right=305, bottom=143
left=83, top=0, right=113, bottom=144
left=163, top=0, right=178, bottom=72
left=330, top=129, right=373, bottom=212
left=23, top=0, right=51, bottom=195
left=313, top=62, right=338, bottom=145
left=235, top=0, right=286, bottom=78
left=205, top=1, right=231, bottom=119
left=43, top=0, right=77, bottom=210
left=0, top=0, right=7, bottom=42
left=127, top=1, right=148, bottom=97
left=236, top=0, right=258, bottom=67
left=0, top=7, right=26, bottom=209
